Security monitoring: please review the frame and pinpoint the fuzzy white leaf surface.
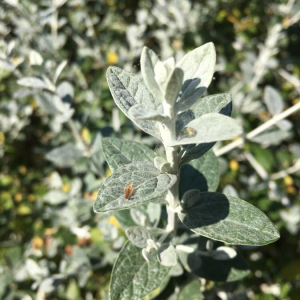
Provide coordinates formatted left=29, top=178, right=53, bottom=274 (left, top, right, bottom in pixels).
left=176, top=42, right=216, bottom=111
left=264, top=86, right=284, bottom=115
left=170, top=113, right=242, bottom=146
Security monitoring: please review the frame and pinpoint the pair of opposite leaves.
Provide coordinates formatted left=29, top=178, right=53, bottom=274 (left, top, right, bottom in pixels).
left=107, top=43, right=242, bottom=146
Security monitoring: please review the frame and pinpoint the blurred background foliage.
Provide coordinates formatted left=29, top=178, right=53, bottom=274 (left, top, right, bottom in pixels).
left=0, top=0, right=300, bottom=299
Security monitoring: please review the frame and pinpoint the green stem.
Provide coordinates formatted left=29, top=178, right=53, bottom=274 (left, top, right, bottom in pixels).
left=162, top=102, right=180, bottom=235
left=165, top=146, right=179, bottom=233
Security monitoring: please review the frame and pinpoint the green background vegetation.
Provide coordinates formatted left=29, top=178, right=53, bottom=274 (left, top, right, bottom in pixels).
left=0, top=0, right=300, bottom=299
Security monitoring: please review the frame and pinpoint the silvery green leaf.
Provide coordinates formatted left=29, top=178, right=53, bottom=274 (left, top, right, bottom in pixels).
left=29, top=49, right=43, bottom=66
left=90, top=133, right=103, bottom=155
left=154, top=60, right=170, bottom=87
left=110, top=241, right=170, bottom=300
left=35, top=92, right=59, bottom=114
left=53, top=0, right=67, bottom=7
left=69, top=178, right=82, bottom=196
left=177, top=280, right=202, bottom=300
left=181, top=190, right=201, bottom=209
left=157, top=243, right=177, bottom=267
left=179, top=150, right=219, bottom=198
left=171, top=113, right=242, bottom=146
left=250, top=128, right=291, bottom=146
left=98, top=220, right=118, bottom=241
left=223, top=185, right=239, bottom=198
left=140, top=46, right=164, bottom=100
left=53, top=60, right=67, bottom=84
left=113, top=236, right=126, bottom=250
left=41, top=76, right=55, bottom=91
left=163, top=57, right=176, bottom=73
left=180, top=143, right=214, bottom=167
left=46, top=171, right=62, bottom=190
left=290, top=144, right=300, bottom=158
left=178, top=192, right=280, bottom=245
left=13, top=88, right=35, bottom=99
left=125, top=226, right=154, bottom=248
left=128, top=104, right=167, bottom=122
left=90, top=156, right=105, bottom=177
left=164, top=68, right=184, bottom=105
left=93, top=162, right=177, bottom=212
left=129, top=202, right=161, bottom=227
left=14, top=264, right=28, bottom=282
left=181, top=93, right=233, bottom=128
left=64, top=246, right=91, bottom=276
left=83, top=173, right=101, bottom=192
left=114, top=210, right=137, bottom=229
left=178, top=93, right=232, bottom=164
left=102, top=137, right=155, bottom=172
left=107, top=66, right=162, bottom=140
left=38, top=275, right=64, bottom=295
left=54, top=107, right=74, bottom=124
left=280, top=206, right=300, bottom=235
left=177, top=248, right=202, bottom=273
left=38, top=7, right=53, bottom=26
left=212, top=246, right=237, bottom=261
left=4, top=0, right=20, bottom=5
left=46, top=143, right=83, bottom=168
left=0, top=21, right=9, bottom=35
left=17, top=77, right=48, bottom=89
left=35, top=90, right=72, bottom=117
left=176, top=43, right=216, bottom=111
left=176, top=93, right=233, bottom=136
left=178, top=248, right=249, bottom=282
left=277, top=119, right=292, bottom=131
left=0, top=59, right=15, bottom=71
left=146, top=202, right=161, bottom=227
left=50, top=93, right=70, bottom=114
left=65, top=279, right=80, bottom=300
left=25, top=259, right=48, bottom=280
left=264, top=85, right=284, bottom=115
left=130, top=207, right=148, bottom=226
left=43, top=190, right=68, bottom=205
left=169, top=262, right=184, bottom=277
left=57, top=81, right=74, bottom=103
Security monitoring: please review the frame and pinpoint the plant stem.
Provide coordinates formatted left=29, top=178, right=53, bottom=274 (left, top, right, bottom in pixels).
left=271, top=159, right=300, bottom=180
left=244, top=152, right=269, bottom=181
left=244, top=152, right=291, bottom=206
left=162, top=102, right=180, bottom=234
left=279, top=69, right=300, bottom=93
left=215, top=101, right=300, bottom=156
left=165, top=146, right=179, bottom=233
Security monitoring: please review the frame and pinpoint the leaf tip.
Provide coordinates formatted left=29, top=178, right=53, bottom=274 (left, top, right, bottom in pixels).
left=271, top=227, right=281, bottom=242
left=206, top=41, right=215, bottom=48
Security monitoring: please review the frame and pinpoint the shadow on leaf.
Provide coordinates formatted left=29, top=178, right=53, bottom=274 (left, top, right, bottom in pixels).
left=187, top=250, right=249, bottom=282
left=181, top=193, right=230, bottom=227
left=179, top=164, right=208, bottom=199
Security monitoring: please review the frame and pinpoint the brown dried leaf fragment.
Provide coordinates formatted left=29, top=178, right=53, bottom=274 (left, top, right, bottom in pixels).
left=124, top=182, right=134, bottom=200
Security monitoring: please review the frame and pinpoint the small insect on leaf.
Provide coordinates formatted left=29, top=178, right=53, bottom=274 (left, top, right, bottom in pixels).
left=124, top=182, right=134, bottom=200
left=179, top=127, right=197, bottom=139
